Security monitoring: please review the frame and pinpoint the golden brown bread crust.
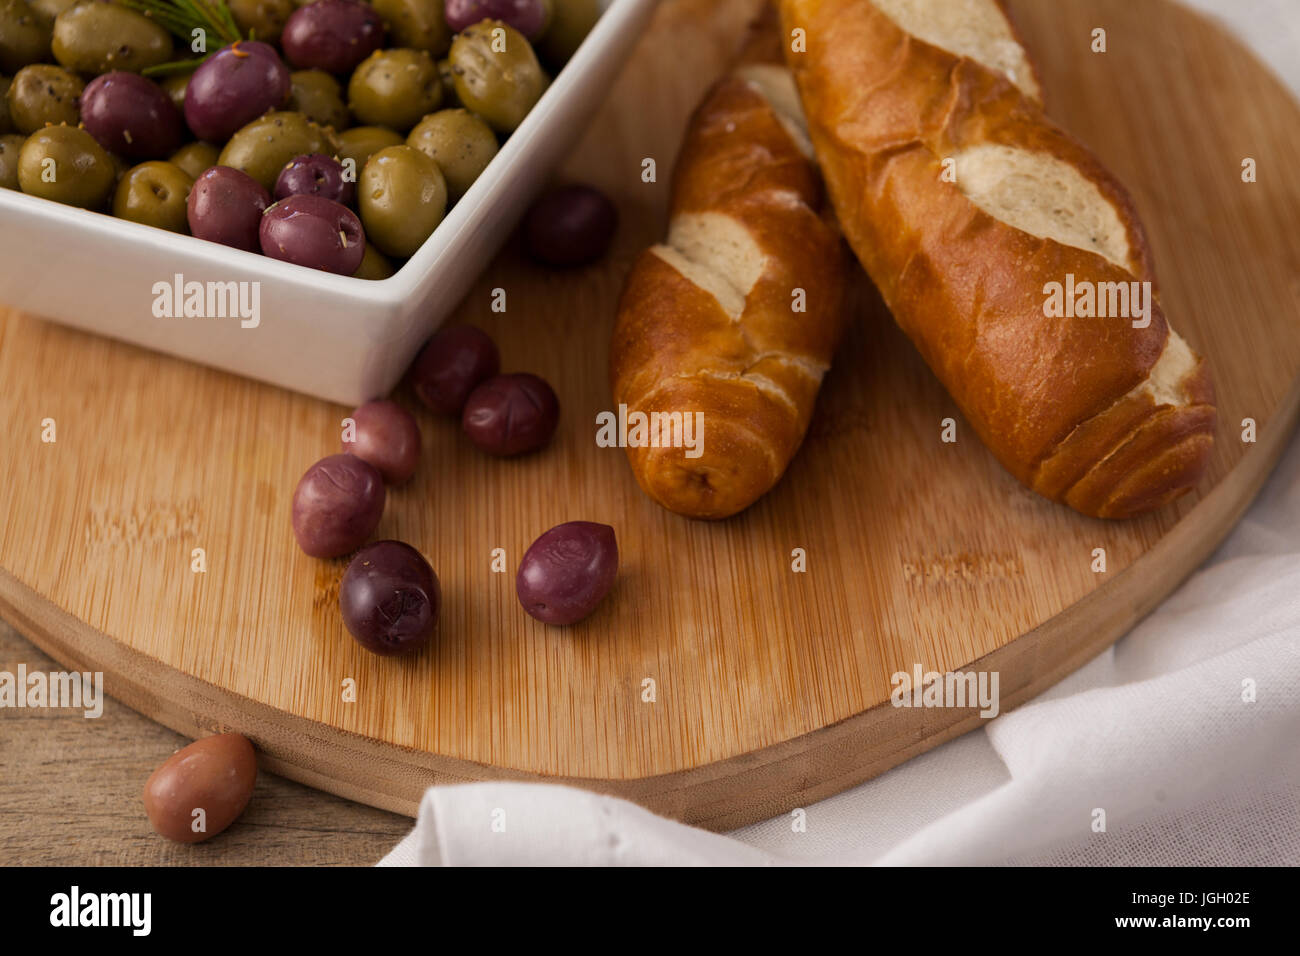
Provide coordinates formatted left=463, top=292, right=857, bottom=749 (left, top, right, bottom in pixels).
left=779, top=0, right=1215, bottom=518
left=610, top=70, right=847, bottom=520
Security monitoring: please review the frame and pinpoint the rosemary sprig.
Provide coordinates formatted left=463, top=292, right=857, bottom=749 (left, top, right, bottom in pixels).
left=119, top=0, right=245, bottom=49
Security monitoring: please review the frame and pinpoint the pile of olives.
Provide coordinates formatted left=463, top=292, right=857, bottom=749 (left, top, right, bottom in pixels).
left=0, top=0, right=600, bottom=276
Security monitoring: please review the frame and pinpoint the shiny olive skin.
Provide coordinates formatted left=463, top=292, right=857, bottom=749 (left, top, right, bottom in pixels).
left=113, top=160, right=192, bottom=232
left=281, top=0, right=385, bottom=74
left=159, top=71, right=188, bottom=111
left=347, top=48, right=441, bottom=132
left=288, top=68, right=349, bottom=131
left=168, top=140, right=219, bottom=180
left=229, top=0, right=296, bottom=44
left=447, top=20, right=546, bottom=133
left=51, top=2, right=173, bottom=75
left=274, top=151, right=353, bottom=203
left=341, top=399, right=421, bottom=483
left=406, top=107, right=496, bottom=199
left=536, top=0, right=598, bottom=66
left=82, top=71, right=184, bottom=159
left=6, top=64, right=81, bottom=134
left=0, top=0, right=52, bottom=74
left=259, top=193, right=365, bottom=274
left=0, top=133, right=24, bottom=189
left=524, top=183, right=616, bottom=266
left=444, top=0, right=552, bottom=41
left=358, top=144, right=445, bottom=258
left=217, top=110, right=334, bottom=191
left=462, top=372, right=559, bottom=456
left=185, top=41, right=291, bottom=145
left=142, top=733, right=257, bottom=844
left=371, top=0, right=450, bottom=55
left=186, top=165, right=270, bottom=251
left=408, top=324, right=499, bottom=415
left=339, top=540, right=440, bottom=656
left=333, top=123, right=402, bottom=173
left=290, top=453, right=386, bottom=558
left=352, top=241, right=393, bottom=279
left=516, top=521, right=618, bottom=626
left=17, top=125, right=114, bottom=208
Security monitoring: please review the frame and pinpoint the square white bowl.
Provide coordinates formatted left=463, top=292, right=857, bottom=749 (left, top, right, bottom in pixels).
left=0, top=0, right=658, bottom=405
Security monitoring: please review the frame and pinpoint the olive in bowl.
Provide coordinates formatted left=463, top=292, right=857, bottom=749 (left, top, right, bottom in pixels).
left=281, top=0, right=385, bottom=74
left=184, top=41, right=291, bottom=145
left=17, top=125, right=115, bottom=209
left=113, top=161, right=193, bottom=233
left=6, top=64, right=82, bottom=134
left=347, top=47, right=443, bottom=132
left=82, top=72, right=185, bottom=160
left=358, top=144, right=446, bottom=258
left=275, top=152, right=354, bottom=204
left=186, top=166, right=271, bottom=252
left=260, top=193, right=366, bottom=275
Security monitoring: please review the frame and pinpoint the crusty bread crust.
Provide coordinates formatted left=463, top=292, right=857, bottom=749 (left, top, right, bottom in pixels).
left=780, top=0, right=1215, bottom=518
left=610, top=65, right=847, bottom=519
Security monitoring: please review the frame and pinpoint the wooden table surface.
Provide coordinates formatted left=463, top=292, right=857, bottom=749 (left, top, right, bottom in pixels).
left=0, top=618, right=408, bottom=866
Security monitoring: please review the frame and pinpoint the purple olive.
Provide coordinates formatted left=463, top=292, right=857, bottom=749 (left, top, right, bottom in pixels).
left=523, top=183, right=617, bottom=267
left=408, top=325, right=500, bottom=415
left=187, top=166, right=271, bottom=252
left=184, top=41, right=291, bottom=144
left=444, top=0, right=550, bottom=40
left=462, top=372, right=558, bottom=456
left=291, top=454, right=385, bottom=558
left=340, top=540, right=440, bottom=655
left=275, top=152, right=355, bottom=205
left=260, top=194, right=366, bottom=274
left=81, top=73, right=185, bottom=160
left=281, top=0, right=385, bottom=74
left=516, top=521, right=618, bottom=625
left=342, top=399, right=421, bottom=484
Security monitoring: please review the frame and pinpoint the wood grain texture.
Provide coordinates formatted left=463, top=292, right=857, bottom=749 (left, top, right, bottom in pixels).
left=2, top=0, right=1300, bottom=831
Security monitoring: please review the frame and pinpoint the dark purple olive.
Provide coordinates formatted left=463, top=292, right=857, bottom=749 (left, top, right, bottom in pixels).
left=81, top=72, right=185, bottom=160
left=462, top=372, right=558, bottom=456
left=342, top=399, right=421, bottom=484
left=523, top=183, right=617, bottom=267
left=274, top=152, right=355, bottom=205
left=340, top=540, right=440, bottom=655
left=408, top=325, right=499, bottom=415
left=516, top=521, right=618, bottom=625
left=291, top=454, right=385, bottom=558
left=187, top=166, right=271, bottom=252
left=184, top=41, right=291, bottom=144
left=260, top=194, right=366, bottom=274
left=281, top=0, right=385, bottom=74
left=444, top=0, right=550, bottom=40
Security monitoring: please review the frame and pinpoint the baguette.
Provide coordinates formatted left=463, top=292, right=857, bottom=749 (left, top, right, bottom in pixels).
left=609, top=41, right=848, bottom=519
left=778, top=0, right=1216, bottom=518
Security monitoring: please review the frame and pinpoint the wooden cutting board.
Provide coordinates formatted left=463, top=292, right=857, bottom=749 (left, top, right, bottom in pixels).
left=3, top=0, right=1299, bottom=831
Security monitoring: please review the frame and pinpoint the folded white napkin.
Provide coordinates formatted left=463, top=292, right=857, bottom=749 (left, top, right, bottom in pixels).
left=379, top=0, right=1300, bottom=866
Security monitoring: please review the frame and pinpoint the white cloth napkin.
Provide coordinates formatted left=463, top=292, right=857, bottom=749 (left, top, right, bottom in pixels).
left=379, top=0, right=1300, bottom=866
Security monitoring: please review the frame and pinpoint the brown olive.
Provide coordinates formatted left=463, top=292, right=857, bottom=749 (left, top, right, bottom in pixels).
left=142, top=733, right=257, bottom=844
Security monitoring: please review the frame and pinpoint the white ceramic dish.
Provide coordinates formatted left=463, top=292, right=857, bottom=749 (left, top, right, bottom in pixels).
left=0, top=0, right=657, bottom=405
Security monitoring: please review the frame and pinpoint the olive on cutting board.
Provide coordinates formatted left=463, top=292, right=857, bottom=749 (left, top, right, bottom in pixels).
left=339, top=540, right=440, bottom=656
left=408, top=324, right=500, bottom=415
left=17, top=124, right=115, bottom=208
left=462, top=372, right=560, bottom=456
left=51, top=2, right=173, bottom=75
left=291, top=453, right=386, bottom=558
left=516, top=521, right=619, bottom=626
left=341, top=399, right=421, bottom=483
left=406, top=107, right=497, bottom=200
left=113, top=160, right=193, bottom=232
left=6, top=64, right=82, bottom=134
left=523, top=183, right=617, bottom=267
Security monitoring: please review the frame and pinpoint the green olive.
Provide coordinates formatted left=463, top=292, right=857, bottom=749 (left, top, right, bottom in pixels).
left=168, top=140, right=219, bottom=180
left=435, top=57, right=457, bottom=107
left=6, top=63, right=82, bottom=134
left=334, top=124, right=403, bottom=178
left=359, top=144, right=446, bottom=259
left=27, top=0, right=76, bottom=28
left=537, top=0, right=599, bottom=67
left=352, top=241, right=394, bottom=280
left=289, top=69, right=349, bottom=132
left=0, top=0, right=53, bottom=74
left=0, top=77, right=12, bottom=134
left=52, top=1, right=173, bottom=75
left=217, top=110, right=335, bottom=192
left=406, top=108, right=497, bottom=200
left=228, top=0, right=294, bottom=44
left=112, top=160, right=192, bottom=231
left=0, top=132, right=25, bottom=188
left=160, top=71, right=188, bottom=113
left=448, top=20, right=546, bottom=133
left=348, top=48, right=442, bottom=133
left=17, top=123, right=114, bottom=207
left=371, top=0, right=451, bottom=57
